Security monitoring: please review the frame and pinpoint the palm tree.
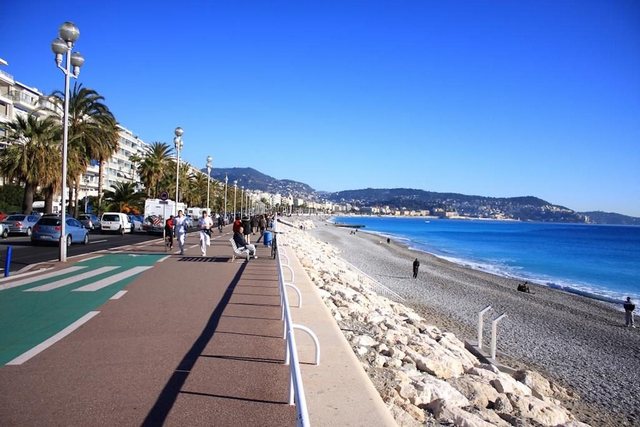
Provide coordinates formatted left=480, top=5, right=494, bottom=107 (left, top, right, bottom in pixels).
left=103, top=181, right=145, bottom=213
left=132, top=142, right=173, bottom=198
left=0, top=115, right=61, bottom=213
left=50, top=82, right=119, bottom=216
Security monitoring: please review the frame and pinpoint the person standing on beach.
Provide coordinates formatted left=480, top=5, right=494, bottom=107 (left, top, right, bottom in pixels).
left=412, top=258, right=420, bottom=279
left=623, top=297, right=636, bottom=328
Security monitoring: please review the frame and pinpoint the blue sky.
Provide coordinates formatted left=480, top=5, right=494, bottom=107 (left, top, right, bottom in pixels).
left=2, top=1, right=639, bottom=216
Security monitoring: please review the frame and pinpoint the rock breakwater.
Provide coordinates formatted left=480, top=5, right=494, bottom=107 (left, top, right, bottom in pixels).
left=282, top=219, right=589, bottom=426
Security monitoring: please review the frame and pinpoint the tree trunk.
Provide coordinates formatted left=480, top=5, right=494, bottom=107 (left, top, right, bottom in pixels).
left=22, top=183, right=35, bottom=214
left=98, top=159, right=104, bottom=211
left=44, top=187, right=54, bottom=214
left=74, top=178, right=81, bottom=217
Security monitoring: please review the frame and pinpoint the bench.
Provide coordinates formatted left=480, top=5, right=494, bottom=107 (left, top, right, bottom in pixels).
left=230, top=238, right=250, bottom=261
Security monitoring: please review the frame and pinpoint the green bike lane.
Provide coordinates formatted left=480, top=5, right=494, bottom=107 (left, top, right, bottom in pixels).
left=0, top=253, right=167, bottom=365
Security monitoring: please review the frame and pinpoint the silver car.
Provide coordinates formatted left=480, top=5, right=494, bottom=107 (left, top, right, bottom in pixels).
left=2, top=214, right=41, bottom=236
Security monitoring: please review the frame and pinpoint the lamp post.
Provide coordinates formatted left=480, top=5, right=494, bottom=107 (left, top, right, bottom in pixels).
left=52, top=22, right=84, bottom=263
left=173, top=127, right=184, bottom=215
left=206, top=155, right=212, bottom=212
left=233, top=180, right=238, bottom=218
left=240, top=186, right=244, bottom=217
left=223, top=175, right=228, bottom=224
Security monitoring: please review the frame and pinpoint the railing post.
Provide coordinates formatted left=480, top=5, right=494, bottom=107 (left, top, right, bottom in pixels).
left=477, top=305, right=492, bottom=350
left=490, top=313, right=507, bottom=361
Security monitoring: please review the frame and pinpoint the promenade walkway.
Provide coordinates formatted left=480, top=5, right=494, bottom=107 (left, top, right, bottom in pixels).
left=0, top=227, right=396, bottom=426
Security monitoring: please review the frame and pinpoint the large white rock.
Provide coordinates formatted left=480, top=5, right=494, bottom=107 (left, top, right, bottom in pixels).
left=355, top=334, right=378, bottom=347
left=448, top=375, right=501, bottom=409
left=411, top=375, right=470, bottom=408
left=405, top=346, right=465, bottom=379
left=508, top=394, right=571, bottom=426
left=428, top=399, right=496, bottom=427
left=490, top=372, right=532, bottom=396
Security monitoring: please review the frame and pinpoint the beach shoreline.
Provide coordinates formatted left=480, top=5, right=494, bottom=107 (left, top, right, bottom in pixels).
left=306, top=217, right=640, bottom=426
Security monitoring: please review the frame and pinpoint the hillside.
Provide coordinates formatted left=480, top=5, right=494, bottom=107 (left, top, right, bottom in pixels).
left=580, top=211, right=640, bottom=226
left=328, top=188, right=587, bottom=222
left=202, top=168, right=639, bottom=224
left=206, top=167, right=315, bottom=197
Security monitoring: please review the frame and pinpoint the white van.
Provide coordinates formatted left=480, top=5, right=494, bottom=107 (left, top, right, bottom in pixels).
left=100, top=212, right=132, bottom=235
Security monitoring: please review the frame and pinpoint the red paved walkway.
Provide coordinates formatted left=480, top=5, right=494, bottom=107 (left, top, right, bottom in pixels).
left=0, top=231, right=296, bottom=426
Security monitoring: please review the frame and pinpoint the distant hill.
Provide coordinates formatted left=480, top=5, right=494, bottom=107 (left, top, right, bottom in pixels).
left=206, top=167, right=316, bottom=197
left=580, top=211, right=640, bottom=226
left=327, top=188, right=587, bottom=222
left=201, top=167, right=639, bottom=224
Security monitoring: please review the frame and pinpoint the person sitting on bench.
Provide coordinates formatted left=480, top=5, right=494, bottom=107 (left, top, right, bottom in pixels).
left=233, top=226, right=257, bottom=259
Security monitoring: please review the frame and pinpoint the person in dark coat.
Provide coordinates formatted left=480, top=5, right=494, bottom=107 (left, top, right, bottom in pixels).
left=624, top=297, right=636, bottom=328
left=412, top=258, right=420, bottom=279
left=241, top=216, right=252, bottom=244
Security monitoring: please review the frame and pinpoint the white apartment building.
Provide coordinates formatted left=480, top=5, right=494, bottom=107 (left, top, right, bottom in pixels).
left=1, top=59, right=146, bottom=204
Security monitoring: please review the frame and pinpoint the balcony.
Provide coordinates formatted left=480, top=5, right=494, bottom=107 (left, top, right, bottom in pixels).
left=10, top=89, right=40, bottom=110
left=0, top=69, right=13, bottom=84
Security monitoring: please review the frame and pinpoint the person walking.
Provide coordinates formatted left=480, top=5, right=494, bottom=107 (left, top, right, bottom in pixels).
left=623, top=297, right=636, bottom=328
left=164, top=215, right=175, bottom=249
left=412, top=258, right=420, bottom=279
left=198, top=210, right=214, bottom=257
left=217, top=214, right=224, bottom=233
left=174, top=210, right=188, bottom=255
left=242, top=216, right=252, bottom=244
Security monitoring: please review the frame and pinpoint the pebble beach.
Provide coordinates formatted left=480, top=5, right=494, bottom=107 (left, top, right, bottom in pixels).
left=282, top=217, right=640, bottom=426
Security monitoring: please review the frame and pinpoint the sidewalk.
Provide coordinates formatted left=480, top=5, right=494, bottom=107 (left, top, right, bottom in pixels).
left=280, top=237, right=398, bottom=426
left=0, top=228, right=397, bottom=426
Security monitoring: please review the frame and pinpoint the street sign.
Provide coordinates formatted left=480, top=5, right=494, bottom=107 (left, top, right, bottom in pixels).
left=159, top=200, right=169, bottom=205
left=160, top=191, right=169, bottom=201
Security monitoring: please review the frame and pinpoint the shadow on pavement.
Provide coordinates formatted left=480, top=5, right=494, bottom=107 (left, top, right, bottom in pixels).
left=142, top=261, right=247, bottom=426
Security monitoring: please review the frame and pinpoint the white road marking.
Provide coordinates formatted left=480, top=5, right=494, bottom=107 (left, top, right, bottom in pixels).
left=110, top=290, right=127, bottom=300
left=157, top=255, right=171, bottom=263
left=77, top=255, right=104, bottom=263
left=73, top=266, right=151, bottom=292
left=89, top=239, right=108, bottom=244
left=0, top=268, right=52, bottom=284
left=0, top=267, right=86, bottom=291
left=26, top=267, right=119, bottom=292
left=6, top=311, right=100, bottom=365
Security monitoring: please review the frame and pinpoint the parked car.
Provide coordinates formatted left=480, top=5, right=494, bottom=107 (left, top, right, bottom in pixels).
left=2, top=214, right=41, bottom=236
left=128, top=214, right=145, bottom=233
left=100, top=212, right=132, bottom=235
left=143, top=215, right=164, bottom=234
left=0, top=223, right=8, bottom=238
left=0, top=211, right=8, bottom=222
left=31, top=215, right=89, bottom=246
left=78, top=213, right=101, bottom=230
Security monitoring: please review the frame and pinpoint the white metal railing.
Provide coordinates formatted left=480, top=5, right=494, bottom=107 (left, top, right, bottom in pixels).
left=274, top=220, right=320, bottom=427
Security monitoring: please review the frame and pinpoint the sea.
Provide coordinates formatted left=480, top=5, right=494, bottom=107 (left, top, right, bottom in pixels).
left=332, top=216, right=640, bottom=304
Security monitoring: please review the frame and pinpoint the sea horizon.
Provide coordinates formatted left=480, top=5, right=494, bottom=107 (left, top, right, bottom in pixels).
left=331, top=215, right=640, bottom=306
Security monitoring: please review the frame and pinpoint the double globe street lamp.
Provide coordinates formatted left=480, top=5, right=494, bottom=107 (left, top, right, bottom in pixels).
left=206, top=155, right=212, bottom=212
left=233, top=180, right=238, bottom=218
left=173, top=127, right=184, bottom=216
left=52, top=22, right=84, bottom=262
left=240, top=186, right=244, bottom=217
left=223, top=175, right=228, bottom=225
